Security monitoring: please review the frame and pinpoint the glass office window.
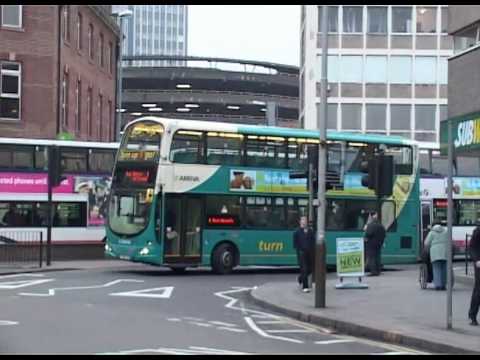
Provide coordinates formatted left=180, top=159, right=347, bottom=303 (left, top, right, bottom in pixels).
left=439, top=105, right=448, bottom=122
left=415, top=105, right=436, bottom=131
left=414, top=57, right=437, bottom=84
left=390, top=105, right=411, bottom=131
left=441, top=7, right=448, bottom=34
left=318, top=55, right=340, bottom=82
left=318, top=5, right=338, bottom=33
left=367, top=6, right=387, bottom=34
left=453, top=24, right=478, bottom=53
left=416, top=6, right=437, bottom=33
left=366, top=104, right=386, bottom=130
left=439, top=57, right=448, bottom=85
left=341, top=104, right=362, bottom=130
left=365, top=56, right=387, bottom=83
left=392, top=6, right=412, bottom=33
left=327, top=103, right=338, bottom=130
left=389, top=56, right=412, bottom=84
left=340, top=56, right=362, bottom=83
left=343, top=6, right=363, bottom=33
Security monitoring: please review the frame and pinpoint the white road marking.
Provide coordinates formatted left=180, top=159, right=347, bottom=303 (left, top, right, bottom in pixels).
left=183, top=316, right=205, bottom=322
left=19, top=279, right=144, bottom=297
left=244, top=316, right=303, bottom=344
left=110, top=286, right=174, bottom=299
left=0, top=273, right=45, bottom=279
left=256, top=320, right=286, bottom=324
left=208, top=320, right=237, bottom=327
left=166, top=318, right=182, bottom=322
left=98, top=346, right=249, bottom=355
left=217, top=327, right=248, bottom=333
left=0, top=278, right=54, bottom=289
left=315, top=339, right=356, bottom=345
left=189, top=322, right=212, bottom=327
left=372, top=352, right=414, bottom=355
left=267, top=329, right=315, bottom=334
left=0, top=320, right=18, bottom=326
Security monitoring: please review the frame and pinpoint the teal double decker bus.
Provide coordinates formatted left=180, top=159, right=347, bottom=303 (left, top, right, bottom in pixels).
left=106, top=117, right=420, bottom=274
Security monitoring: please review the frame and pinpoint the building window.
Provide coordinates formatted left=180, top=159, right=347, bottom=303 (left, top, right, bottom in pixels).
left=439, top=105, right=448, bottom=122
left=416, top=6, right=436, bottom=33
left=107, top=42, right=113, bottom=74
left=99, top=33, right=104, bottom=67
left=439, top=57, right=448, bottom=85
left=318, top=6, right=338, bottom=33
left=414, top=56, right=437, bottom=84
left=88, top=23, right=94, bottom=60
left=390, top=105, right=411, bottom=131
left=98, top=94, right=103, bottom=140
left=365, top=56, right=387, bottom=83
left=76, top=79, right=81, bottom=133
left=340, top=55, right=362, bottom=83
left=343, top=6, right=363, bottom=33
left=389, top=56, right=412, bottom=84
left=77, top=12, right=83, bottom=50
left=366, top=104, right=386, bottom=131
left=108, top=100, right=112, bottom=141
left=341, top=104, right=362, bottom=130
left=441, top=7, right=448, bottom=34
left=453, top=24, right=479, bottom=53
left=392, top=6, right=412, bottom=33
left=1, top=5, right=22, bottom=28
left=327, top=103, right=338, bottom=130
left=0, top=62, right=21, bottom=120
left=63, top=6, right=71, bottom=42
left=367, top=6, right=387, bottom=34
left=415, top=105, right=436, bottom=131
left=87, top=87, right=92, bottom=137
left=62, top=71, right=69, bottom=127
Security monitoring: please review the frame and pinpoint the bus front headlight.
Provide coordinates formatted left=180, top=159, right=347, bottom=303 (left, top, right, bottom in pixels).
left=139, top=247, right=150, bottom=256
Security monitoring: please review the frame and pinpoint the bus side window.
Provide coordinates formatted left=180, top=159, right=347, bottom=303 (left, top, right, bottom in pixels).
left=61, top=149, right=87, bottom=173
left=170, top=130, right=204, bottom=164
left=206, top=132, right=243, bottom=166
left=246, top=136, right=286, bottom=169
left=89, top=149, right=115, bottom=173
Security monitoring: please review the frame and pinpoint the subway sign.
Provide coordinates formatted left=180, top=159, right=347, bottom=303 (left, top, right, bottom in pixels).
left=440, top=112, right=480, bottom=155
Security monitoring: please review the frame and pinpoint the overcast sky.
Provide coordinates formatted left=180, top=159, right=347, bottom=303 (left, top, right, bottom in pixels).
left=188, top=5, right=300, bottom=67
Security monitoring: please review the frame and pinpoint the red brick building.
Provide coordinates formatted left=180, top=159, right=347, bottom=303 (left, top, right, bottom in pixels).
left=0, top=5, right=119, bottom=141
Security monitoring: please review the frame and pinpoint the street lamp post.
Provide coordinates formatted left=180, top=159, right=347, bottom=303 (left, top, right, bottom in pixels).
left=315, top=5, right=328, bottom=309
left=113, top=9, right=132, bottom=141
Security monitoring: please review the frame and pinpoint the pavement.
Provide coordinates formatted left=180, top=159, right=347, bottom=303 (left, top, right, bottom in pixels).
left=250, top=264, right=480, bottom=354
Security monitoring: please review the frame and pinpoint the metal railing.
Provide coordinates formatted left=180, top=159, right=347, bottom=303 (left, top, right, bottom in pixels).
left=0, top=230, right=43, bottom=268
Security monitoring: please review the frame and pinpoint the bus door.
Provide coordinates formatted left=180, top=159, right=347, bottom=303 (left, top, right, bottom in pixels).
left=163, top=195, right=202, bottom=264
left=421, top=201, right=432, bottom=246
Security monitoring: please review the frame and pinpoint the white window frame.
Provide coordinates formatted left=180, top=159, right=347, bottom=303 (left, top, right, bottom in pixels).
left=415, top=5, right=437, bottom=35
left=342, top=5, right=364, bottom=35
left=367, top=6, right=388, bottom=35
left=1, top=5, right=22, bottom=28
left=0, top=61, right=21, bottom=120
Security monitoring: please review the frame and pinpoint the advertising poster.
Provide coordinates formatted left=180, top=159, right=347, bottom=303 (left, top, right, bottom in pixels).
left=74, top=176, right=112, bottom=226
left=336, top=238, right=365, bottom=278
left=229, top=169, right=307, bottom=194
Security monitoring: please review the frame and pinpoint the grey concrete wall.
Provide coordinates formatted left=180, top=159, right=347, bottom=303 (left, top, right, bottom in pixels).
left=448, top=47, right=480, bottom=118
left=391, top=36, right=412, bottom=49
left=390, top=85, right=412, bottom=98
left=449, top=5, right=480, bottom=34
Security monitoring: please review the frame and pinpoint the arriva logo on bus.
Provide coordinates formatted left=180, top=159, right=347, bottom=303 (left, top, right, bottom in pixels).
left=454, top=117, right=480, bottom=148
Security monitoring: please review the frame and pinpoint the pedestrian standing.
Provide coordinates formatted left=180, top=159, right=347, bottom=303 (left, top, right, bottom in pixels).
left=468, top=223, right=480, bottom=326
left=293, top=216, right=315, bottom=293
left=424, top=219, right=449, bottom=290
left=364, top=211, right=386, bottom=276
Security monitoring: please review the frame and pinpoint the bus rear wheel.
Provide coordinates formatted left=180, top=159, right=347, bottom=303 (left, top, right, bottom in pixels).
left=212, top=243, right=236, bottom=274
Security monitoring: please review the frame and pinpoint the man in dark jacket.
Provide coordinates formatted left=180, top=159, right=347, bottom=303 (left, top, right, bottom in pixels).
left=293, top=216, right=315, bottom=292
left=468, top=224, right=480, bottom=326
left=364, top=211, right=386, bottom=276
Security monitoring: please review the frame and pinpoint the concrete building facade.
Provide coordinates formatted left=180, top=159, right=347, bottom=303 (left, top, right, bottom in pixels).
left=301, top=5, right=452, bottom=143
left=0, top=5, right=119, bottom=141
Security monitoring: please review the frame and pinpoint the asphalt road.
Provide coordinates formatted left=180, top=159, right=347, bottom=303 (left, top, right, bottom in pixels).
left=0, top=265, right=427, bottom=355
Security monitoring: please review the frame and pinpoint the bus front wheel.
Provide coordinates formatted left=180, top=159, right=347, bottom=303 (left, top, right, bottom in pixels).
left=212, top=243, right=236, bottom=274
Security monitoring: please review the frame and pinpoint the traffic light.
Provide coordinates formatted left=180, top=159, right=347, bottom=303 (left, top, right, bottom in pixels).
left=48, top=146, right=66, bottom=187
left=360, top=153, right=394, bottom=197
